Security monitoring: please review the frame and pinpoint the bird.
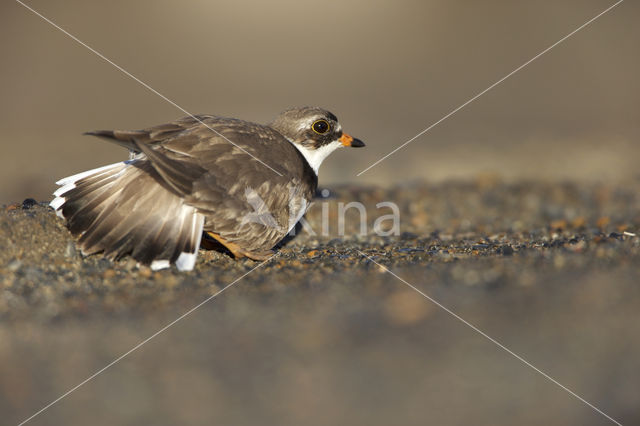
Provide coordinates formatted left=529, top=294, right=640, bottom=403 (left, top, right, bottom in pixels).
left=50, top=107, right=365, bottom=271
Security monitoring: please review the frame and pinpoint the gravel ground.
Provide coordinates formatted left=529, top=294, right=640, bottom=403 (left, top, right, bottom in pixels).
left=1, top=179, right=640, bottom=425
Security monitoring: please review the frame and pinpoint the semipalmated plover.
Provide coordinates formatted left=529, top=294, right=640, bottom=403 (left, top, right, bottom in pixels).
left=50, top=107, right=364, bottom=271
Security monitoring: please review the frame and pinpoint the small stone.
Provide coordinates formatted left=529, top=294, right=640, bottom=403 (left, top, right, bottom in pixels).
left=123, top=258, right=138, bottom=270
left=138, top=266, right=152, bottom=278
left=22, top=198, right=38, bottom=210
left=569, top=240, right=586, bottom=252
left=7, top=259, right=22, bottom=272
left=98, top=258, right=112, bottom=268
left=64, top=242, right=77, bottom=258
left=498, top=245, right=514, bottom=256
left=398, top=247, right=419, bottom=253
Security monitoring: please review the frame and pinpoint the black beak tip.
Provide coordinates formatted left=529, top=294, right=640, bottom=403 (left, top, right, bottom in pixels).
left=351, top=138, right=365, bottom=148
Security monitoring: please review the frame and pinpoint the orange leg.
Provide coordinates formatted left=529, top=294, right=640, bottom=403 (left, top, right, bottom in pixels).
left=205, top=232, right=273, bottom=261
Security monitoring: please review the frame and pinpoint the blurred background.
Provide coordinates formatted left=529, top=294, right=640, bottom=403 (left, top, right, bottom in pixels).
left=1, top=0, right=638, bottom=204
left=3, top=2, right=640, bottom=425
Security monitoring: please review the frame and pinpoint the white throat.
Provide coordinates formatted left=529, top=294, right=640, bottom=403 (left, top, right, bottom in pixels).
left=290, top=140, right=342, bottom=175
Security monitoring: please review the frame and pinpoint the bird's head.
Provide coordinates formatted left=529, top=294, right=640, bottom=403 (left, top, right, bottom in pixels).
left=269, top=106, right=365, bottom=174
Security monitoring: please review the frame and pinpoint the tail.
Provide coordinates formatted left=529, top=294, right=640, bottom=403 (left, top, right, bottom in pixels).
left=83, top=129, right=144, bottom=152
left=50, top=160, right=204, bottom=271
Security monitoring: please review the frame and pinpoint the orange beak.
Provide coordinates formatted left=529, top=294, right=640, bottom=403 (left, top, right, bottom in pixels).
left=339, top=133, right=365, bottom=148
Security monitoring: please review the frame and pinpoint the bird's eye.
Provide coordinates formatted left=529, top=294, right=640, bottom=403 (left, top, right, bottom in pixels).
left=312, top=119, right=330, bottom=134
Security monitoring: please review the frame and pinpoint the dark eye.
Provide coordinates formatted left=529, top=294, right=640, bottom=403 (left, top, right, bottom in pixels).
left=312, top=119, right=330, bottom=134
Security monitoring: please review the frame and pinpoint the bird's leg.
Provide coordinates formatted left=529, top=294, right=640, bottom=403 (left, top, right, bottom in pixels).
left=204, top=232, right=274, bottom=261
left=204, top=232, right=246, bottom=259
left=238, top=249, right=274, bottom=261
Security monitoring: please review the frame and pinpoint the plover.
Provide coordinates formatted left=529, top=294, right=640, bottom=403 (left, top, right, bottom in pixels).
left=50, top=107, right=365, bottom=271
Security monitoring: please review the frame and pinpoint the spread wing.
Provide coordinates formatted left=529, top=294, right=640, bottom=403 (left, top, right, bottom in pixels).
left=86, top=115, right=317, bottom=251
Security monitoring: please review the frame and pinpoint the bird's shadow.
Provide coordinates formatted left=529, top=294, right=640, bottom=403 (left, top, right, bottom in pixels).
left=200, top=233, right=234, bottom=257
left=274, top=221, right=303, bottom=249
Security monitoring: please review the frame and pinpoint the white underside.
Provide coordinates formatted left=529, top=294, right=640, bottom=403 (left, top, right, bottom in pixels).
left=290, top=140, right=343, bottom=175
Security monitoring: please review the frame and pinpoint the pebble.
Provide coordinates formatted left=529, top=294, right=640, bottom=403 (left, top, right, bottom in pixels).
left=7, top=259, right=22, bottom=272
left=498, top=245, right=514, bottom=256
left=138, top=266, right=152, bottom=278
left=1, top=180, right=640, bottom=321
left=21, top=198, right=38, bottom=210
left=64, top=241, right=77, bottom=259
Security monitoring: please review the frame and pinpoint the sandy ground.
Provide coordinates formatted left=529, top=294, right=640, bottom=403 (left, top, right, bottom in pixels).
left=1, top=179, right=640, bottom=425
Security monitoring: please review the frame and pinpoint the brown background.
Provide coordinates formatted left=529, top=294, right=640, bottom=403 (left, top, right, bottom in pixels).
left=1, top=0, right=638, bottom=203
left=2, top=2, right=640, bottom=425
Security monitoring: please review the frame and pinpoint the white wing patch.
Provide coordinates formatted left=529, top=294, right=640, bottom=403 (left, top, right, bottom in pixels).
left=55, top=162, right=125, bottom=187
left=50, top=161, right=128, bottom=218
left=175, top=212, right=204, bottom=272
